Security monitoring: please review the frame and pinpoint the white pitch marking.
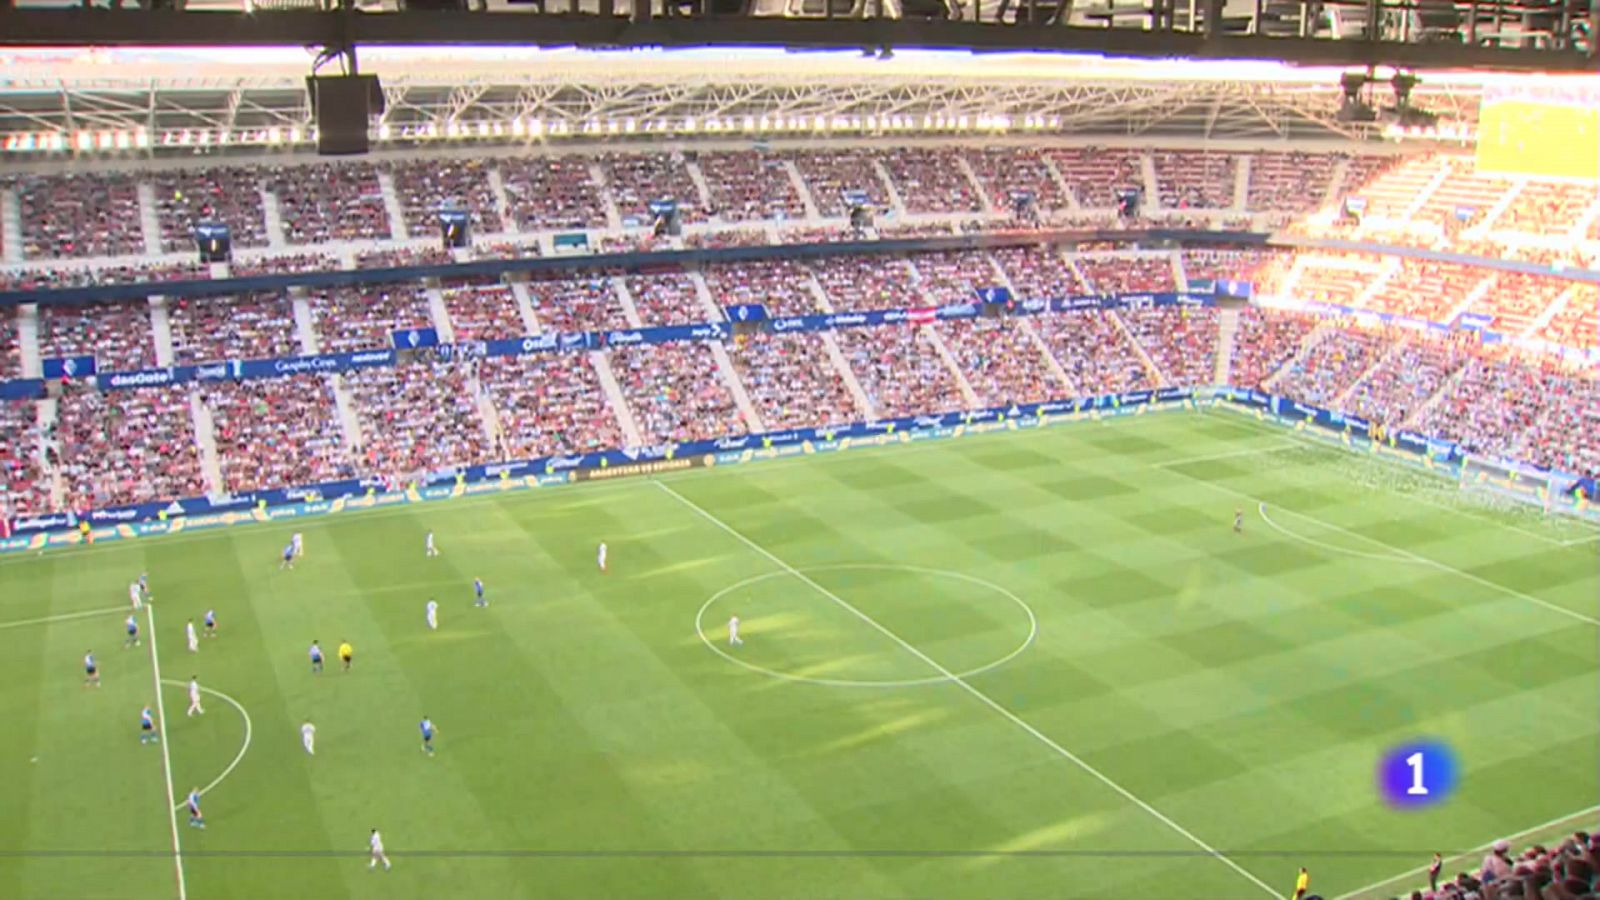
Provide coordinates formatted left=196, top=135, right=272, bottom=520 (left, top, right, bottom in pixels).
left=145, top=605, right=188, bottom=900
left=1256, top=503, right=1415, bottom=564
left=161, top=680, right=253, bottom=807
left=1333, top=802, right=1600, bottom=899
left=694, top=563, right=1037, bottom=688
left=0, top=605, right=127, bottom=632
left=653, top=479, right=1279, bottom=898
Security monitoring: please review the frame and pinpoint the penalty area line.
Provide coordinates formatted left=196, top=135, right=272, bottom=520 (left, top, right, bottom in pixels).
left=145, top=604, right=188, bottom=900
left=652, top=478, right=1280, bottom=898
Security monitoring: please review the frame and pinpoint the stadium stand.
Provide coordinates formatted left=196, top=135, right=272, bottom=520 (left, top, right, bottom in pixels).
left=909, top=250, right=1004, bottom=305
left=1246, top=152, right=1340, bottom=215
left=168, top=292, right=300, bottom=365
left=153, top=166, right=270, bottom=252
left=525, top=275, right=630, bottom=334
left=345, top=358, right=491, bottom=475
left=271, top=162, right=393, bottom=244
left=202, top=375, right=352, bottom=493
left=1470, top=271, right=1571, bottom=337
left=965, top=147, right=1068, bottom=215
left=499, top=156, right=609, bottom=231
left=696, top=151, right=805, bottom=222
left=1075, top=255, right=1176, bottom=294
left=727, top=331, right=862, bottom=429
left=1047, top=147, right=1142, bottom=208
left=1272, top=327, right=1390, bottom=406
left=1032, top=309, right=1157, bottom=394
left=231, top=253, right=339, bottom=277
left=990, top=245, right=1090, bottom=298
left=1538, top=284, right=1598, bottom=349
left=601, top=152, right=705, bottom=225
left=0, top=310, right=19, bottom=379
left=610, top=343, right=744, bottom=443
left=936, top=318, right=1061, bottom=405
left=834, top=326, right=966, bottom=417
left=0, top=399, right=49, bottom=516
left=17, top=172, right=145, bottom=259
left=787, top=149, right=889, bottom=219
left=356, top=247, right=455, bottom=270
left=384, top=159, right=505, bottom=237
left=1180, top=247, right=1280, bottom=286
left=626, top=270, right=710, bottom=327
left=1497, top=180, right=1594, bottom=237
left=1119, top=307, right=1218, bottom=386
left=880, top=147, right=983, bottom=214
left=1152, top=151, right=1237, bottom=210
left=1229, top=308, right=1319, bottom=389
left=442, top=284, right=526, bottom=342
left=1342, top=336, right=1469, bottom=428
left=702, top=259, right=821, bottom=318
left=480, top=354, right=624, bottom=459
left=309, top=283, right=433, bottom=354
left=811, top=254, right=921, bottom=311
left=1363, top=259, right=1490, bottom=322
left=56, top=384, right=205, bottom=509
left=39, top=300, right=156, bottom=373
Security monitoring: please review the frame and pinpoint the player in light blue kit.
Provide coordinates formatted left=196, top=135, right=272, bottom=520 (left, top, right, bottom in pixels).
left=123, top=614, right=141, bottom=649
left=140, top=706, right=158, bottom=744
left=186, top=788, right=206, bottom=829
left=280, top=542, right=295, bottom=570
left=203, top=609, right=217, bottom=638
left=84, top=651, right=100, bottom=687
left=472, top=578, right=486, bottom=608
left=309, top=640, right=324, bottom=674
left=419, top=716, right=438, bottom=754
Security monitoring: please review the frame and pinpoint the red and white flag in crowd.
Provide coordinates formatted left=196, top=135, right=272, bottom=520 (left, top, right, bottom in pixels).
left=908, top=307, right=937, bottom=326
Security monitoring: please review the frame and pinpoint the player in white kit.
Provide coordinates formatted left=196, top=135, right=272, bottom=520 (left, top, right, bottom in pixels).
left=186, top=676, right=204, bottom=716
left=728, top=615, right=743, bottom=646
left=369, top=829, right=392, bottom=870
left=129, top=581, right=143, bottom=610
left=597, top=541, right=608, bottom=573
left=291, top=532, right=304, bottom=558
left=425, top=599, right=438, bottom=631
left=301, top=720, right=316, bottom=755
left=185, top=619, right=199, bottom=653
left=425, top=531, right=439, bottom=557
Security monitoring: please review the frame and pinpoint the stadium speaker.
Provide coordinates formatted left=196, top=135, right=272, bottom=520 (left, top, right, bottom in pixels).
left=306, top=75, right=384, bottom=156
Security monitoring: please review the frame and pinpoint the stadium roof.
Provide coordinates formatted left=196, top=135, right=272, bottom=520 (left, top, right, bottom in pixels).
left=0, top=48, right=1504, bottom=151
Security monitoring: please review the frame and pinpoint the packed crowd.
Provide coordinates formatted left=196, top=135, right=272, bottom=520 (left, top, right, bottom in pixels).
left=880, top=148, right=983, bottom=215
left=1342, top=335, right=1469, bottom=429
left=1076, top=255, right=1176, bottom=294
left=1032, top=309, right=1156, bottom=395
left=966, top=147, right=1068, bottom=215
left=1228, top=308, right=1318, bottom=389
left=990, top=245, right=1091, bottom=298
left=168, top=291, right=301, bottom=364
left=385, top=159, right=505, bottom=237
left=345, top=359, right=490, bottom=476
left=697, top=151, right=805, bottom=222
left=56, top=384, right=206, bottom=510
left=309, top=283, right=433, bottom=354
left=202, top=375, right=353, bottom=492
left=1152, top=151, right=1236, bottom=210
left=153, top=166, right=270, bottom=252
left=702, top=259, right=821, bottom=317
left=810, top=254, right=921, bottom=312
left=442, top=284, right=529, bottom=342
left=17, top=172, right=145, bottom=259
left=1272, top=327, right=1390, bottom=406
left=499, top=156, right=609, bottom=231
left=525, top=275, right=630, bottom=334
left=834, top=326, right=967, bottom=418
left=610, top=343, right=745, bottom=444
left=785, top=149, right=889, bottom=219
left=1120, top=307, right=1218, bottom=387
left=936, top=318, right=1063, bottom=406
left=727, top=331, right=862, bottom=430
left=272, top=162, right=392, bottom=244
left=626, top=271, right=712, bottom=327
left=910, top=250, right=1004, bottom=306
left=601, top=152, right=705, bottom=226
left=40, top=300, right=157, bottom=372
left=1399, top=832, right=1600, bottom=900
left=480, top=354, right=623, bottom=459
left=1245, top=152, right=1339, bottom=214
left=0, top=399, right=49, bottom=516
left=1048, top=147, right=1142, bottom=208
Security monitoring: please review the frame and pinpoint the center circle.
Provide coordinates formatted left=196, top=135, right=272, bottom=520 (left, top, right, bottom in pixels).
left=695, top=563, right=1036, bottom=688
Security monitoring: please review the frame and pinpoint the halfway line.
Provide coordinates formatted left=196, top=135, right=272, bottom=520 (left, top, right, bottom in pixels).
left=146, top=604, right=188, bottom=900
left=0, top=606, right=127, bottom=632
left=652, top=478, right=1279, bottom=898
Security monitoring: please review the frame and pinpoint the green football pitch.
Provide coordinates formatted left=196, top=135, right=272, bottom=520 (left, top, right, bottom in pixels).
left=1, top=409, right=1595, bottom=900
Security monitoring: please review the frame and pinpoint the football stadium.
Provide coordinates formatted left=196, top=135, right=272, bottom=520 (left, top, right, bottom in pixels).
left=0, top=9, right=1596, bottom=899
